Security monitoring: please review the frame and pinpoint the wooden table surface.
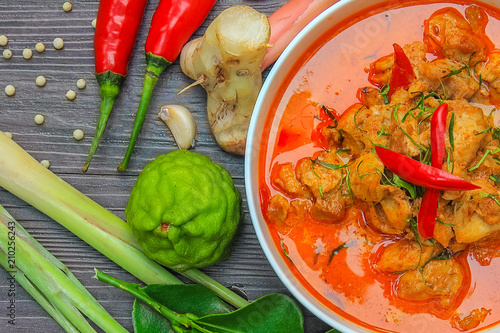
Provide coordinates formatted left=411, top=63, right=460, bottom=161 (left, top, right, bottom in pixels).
left=0, top=0, right=332, bottom=332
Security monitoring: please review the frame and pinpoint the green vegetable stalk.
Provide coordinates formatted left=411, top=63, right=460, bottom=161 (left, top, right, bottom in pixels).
left=0, top=204, right=127, bottom=333
left=0, top=132, right=248, bottom=308
left=0, top=132, right=180, bottom=286
left=96, top=269, right=305, bottom=333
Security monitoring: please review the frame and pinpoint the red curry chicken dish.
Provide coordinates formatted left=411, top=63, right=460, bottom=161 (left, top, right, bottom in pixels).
left=260, top=2, right=500, bottom=332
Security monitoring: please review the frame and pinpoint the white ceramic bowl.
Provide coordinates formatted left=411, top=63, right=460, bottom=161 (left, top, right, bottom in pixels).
left=246, top=0, right=500, bottom=332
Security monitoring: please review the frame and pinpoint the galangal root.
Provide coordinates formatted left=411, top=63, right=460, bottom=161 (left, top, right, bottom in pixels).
left=180, top=5, right=270, bottom=155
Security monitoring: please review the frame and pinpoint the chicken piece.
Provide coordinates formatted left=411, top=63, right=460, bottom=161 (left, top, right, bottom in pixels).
left=296, top=156, right=343, bottom=198
left=476, top=52, right=500, bottom=98
left=266, top=194, right=312, bottom=228
left=273, top=163, right=312, bottom=199
left=469, top=236, right=500, bottom=266
left=368, top=53, right=393, bottom=88
left=367, top=188, right=412, bottom=234
left=452, top=179, right=500, bottom=243
left=397, top=258, right=464, bottom=307
left=377, top=240, right=443, bottom=273
left=267, top=194, right=289, bottom=225
left=350, top=153, right=390, bottom=203
left=412, top=59, right=481, bottom=101
left=312, top=189, right=347, bottom=221
left=338, top=103, right=393, bottom=153
left=424, top=7, right=490, bottom=62
left=321, top=126, right=363, bottom=157
left=403, top=41, right=428, bottom=70
left=453, top=308, right=490, bottom=331
left=446, top=101, right=490, bottom=178
left=357, top=86, right=385, bottom=108
left=295, top=155, right=350, bottom=222
left=387, top=100, right=428, bottom=157
left=433, top=204, right=455, bottom=248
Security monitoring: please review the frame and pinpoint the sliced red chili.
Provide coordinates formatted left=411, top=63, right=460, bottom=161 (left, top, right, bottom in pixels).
left=374, top=146, right=479, bottom=191
left=388, top=43, right=415, bottom=98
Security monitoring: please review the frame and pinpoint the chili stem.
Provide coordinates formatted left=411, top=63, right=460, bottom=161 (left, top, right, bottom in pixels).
left=83, top=72, right=124, bottom=173
left=118, top=53, right=171, bottom=172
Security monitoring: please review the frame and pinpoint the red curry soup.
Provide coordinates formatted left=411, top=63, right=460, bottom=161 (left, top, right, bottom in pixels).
left=259, top=1, right=500, bottom=332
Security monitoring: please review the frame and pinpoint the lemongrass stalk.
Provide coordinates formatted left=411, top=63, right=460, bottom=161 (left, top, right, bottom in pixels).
left=0, top=132, right=181, bottom=286
left=0, top=205, right=123, bottom=332
left=261, top=0, right=338, bottom=70
left=0, top=253, right=80, bottom=333
left=0, top=132, right=247, bottom=308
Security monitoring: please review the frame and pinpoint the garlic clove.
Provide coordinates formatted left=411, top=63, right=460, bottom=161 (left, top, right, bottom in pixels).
left=158, top=105, right=196, bottom=150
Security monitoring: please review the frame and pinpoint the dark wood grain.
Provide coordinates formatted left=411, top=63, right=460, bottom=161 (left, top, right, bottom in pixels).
left=0, top=1, right=332, bottom=332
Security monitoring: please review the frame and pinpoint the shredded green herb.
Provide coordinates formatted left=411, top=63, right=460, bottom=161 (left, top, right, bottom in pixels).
left=354, top=105, right=368, bottom=133
left=490, top=174, right=500, bottom=184
left=345, top=167, right=354, bottom=202
left=442, top=54, right=474, bottom=79
left=407, top=218, right=423, bottom=268
left=365, top=136, right=389, bottom=150
left=318, top=185, right=324, bottom=198
left=393, top=104, right=427, bottom=151
left=376, top=124, right=391, bottom=138
left=469, top=148, right=500, bottom=171
left=336, top=147, right=351, bottom=153
left=392, top=174, right=417, bottom=199
left=421, top=250, right=464, bottom=270
left=417, top=112, right=434, bottom=134
left=445, top=147, right=455, bottom=174
left=280, top=238, right=292, bottom=261
left=475, top=125, right=491, bottom=136
left=321, top=105, right=338, bottom=128
left=310, top=158, right=348, bottom=170
left=449, top=112, right=455, bottom=151
left=477, top=192, right=500, bottom=207
left=328, top=242, right=348, bottom=265
left=402, top=91, right=441, bottom=122
left=493, top=128, right=500, bottom=141
left=472, top=74, right=483, bottom=98
left=436, top=218, right=456, bottom=227
left=380, top=84, right=390, bottom=105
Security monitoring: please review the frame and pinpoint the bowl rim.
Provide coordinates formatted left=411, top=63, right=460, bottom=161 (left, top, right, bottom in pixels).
left=245, top=0, right=372, bottom=331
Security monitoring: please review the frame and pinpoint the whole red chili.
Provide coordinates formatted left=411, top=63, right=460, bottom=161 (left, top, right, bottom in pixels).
left=388, top=43, right=415, bottom=98
left=117, top=0, right=217, bottom=172
left=418, top=103, right=448, bottom=239
left=374, top=146, right=479, bottom=191
left=82, top=0, right=148, bottom=173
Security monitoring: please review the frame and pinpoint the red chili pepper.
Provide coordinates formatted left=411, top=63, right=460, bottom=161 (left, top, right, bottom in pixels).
left=388, top=43, right=415, bottom=98
left=374, top=146, right=479, bottom=191
left=430, top=104, right=448, bottom=166
left=418, top=189, right=439, bottom=239
left=117, top=0, right=217, bottom=172
left=83, top=0, right=148, bottom=173
left=418, top=103, right=448, bottom=239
